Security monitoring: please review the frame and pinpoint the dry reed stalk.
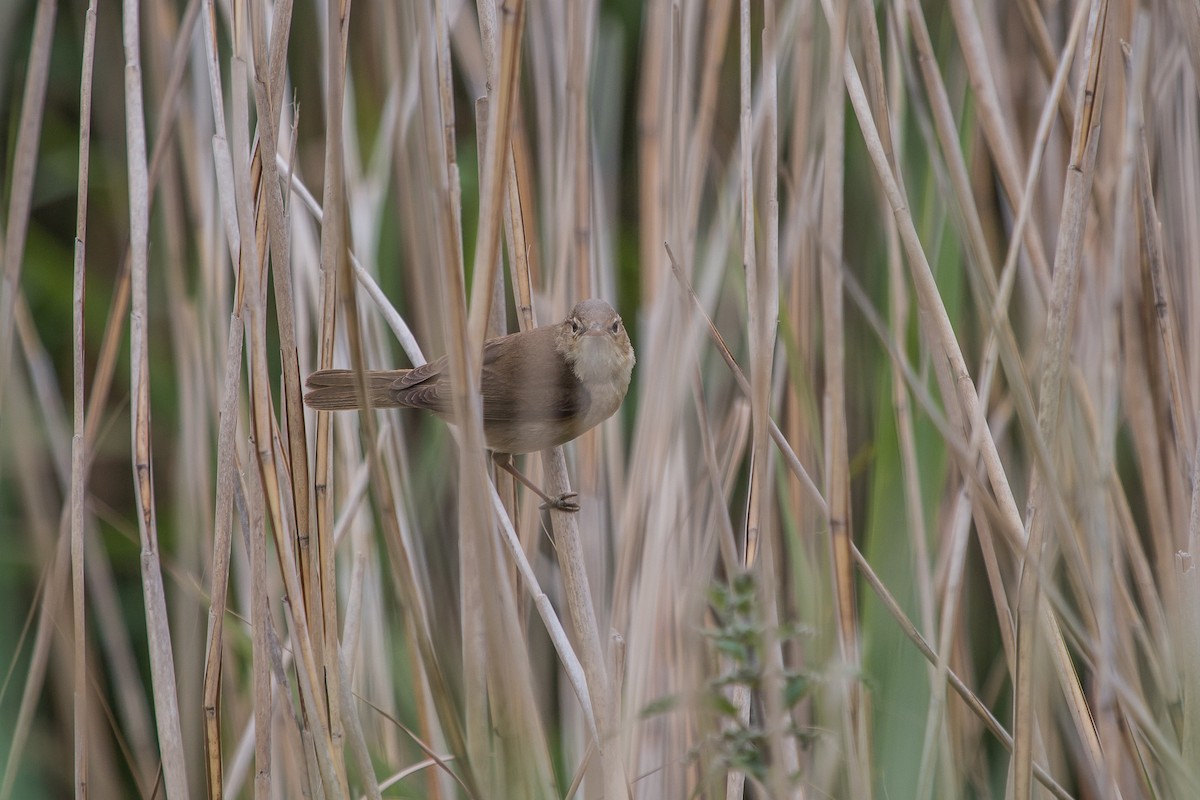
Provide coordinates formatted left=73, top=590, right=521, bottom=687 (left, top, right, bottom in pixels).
left=565, top=0, right=593, bottom=296
left=241, top=436, right=273, bottom=800
left=637, top=1, right=668, bottom=302
left=247, top=2, right=320, bottom=734
left=496, top=106, right=535, bottom=540
left=807, top=240, right=1076, bottom=794
left=202, top=302, right=245, bottom=798
left=468, top=0, right=525, bottom=350
left=779, top=15, right=821, bottom=685
left=70, top=0, right=98, bottom=795
left=42, top=162, right=157, bottom=800
left=230, top=2, right=340, bottom=793
left=616, top=36, right=784, bottom=789
left=739, top=0, right=760, bottom=571
left=480, top=97, right=561, bottom=798
left=309, top=24, right=343, bottom=791
left=284, top=58, right=476, bottom=800
left=64, top=0, right=204, bottom=559
left=458, top=8, right=510, bottom=777
left=461, top=97, right=492, bottom=779
left=1128, top=15, right=1200, bottom=788
left=894, top=0, right=1043, bottom=440
left=951, top=3, right=1056, bottom=298
left=144, top=0, right=209, bottom=785
left=693, top=369, right=742, bottom=577
left=335, top=646, right=383, bottom=800
left=197, top=2, right=247, bottom=795
left=120, top=0, right=192, bottom=795
left=1015, top=2, right=1112, bottom=796
left=1015, top=0, right=1079, bottom=130
left=751, top=1, right=803, bottom=796
left=323, top=4, right=471, bottom=796
left=220, top=14, right=349, bottom=789
left=815, top=2, right=870, bottom=796
left=440, top=3, right=566, bottom=792
left=1136, top=71, right=1193, bottom=501
left=0, top=0, right=55, bottom=422
left=614, top=6, right=729, bottom=788
left=683, top=0, right=733, bottom=250
left=486, top=485, right=597, bottom=734
left=0, top=498, right=69, bottom=800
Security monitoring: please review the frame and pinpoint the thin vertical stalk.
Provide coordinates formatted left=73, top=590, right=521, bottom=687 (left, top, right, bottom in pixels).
left=202, top=300, right=245, bottom=799
left=198, top=1, right=245, bottom=795
left=754, top=1, right=798, bottom=796
left=817, top=2, right=867, bottom=793
left=460, top=93, right=492, bottom=782
left=565, top=0, right=594, bottom=293
left=731, top=3, right=760, bottom=795
left=466, top=0, right=525, bottom=353
left=817, top=0, right=854, bottom=665
left=226, top=12, right=343, bottom=785
left=0, top=525, right=70, bottom=800
left=248, top=0, right=315, bottom=722
left=242, top=453, right=273, bottom=800
left=122, top=0, right=190, bottom=793
left=737, top=2, right=758, bottom=564
left=71, top=0, right=99, bottom=796
left=683, top=0, right=734, bottom=248
left=1015, top=2, right=1111, bottom=797
left=948, top=0, right=1055, bottom=296
left=637, top=0, right=669, bottom=301
left=0, top=0, right=56, bottom=421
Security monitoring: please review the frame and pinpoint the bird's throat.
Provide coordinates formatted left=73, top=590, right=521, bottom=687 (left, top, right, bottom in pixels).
left=569, top=337, right=632, bottom=389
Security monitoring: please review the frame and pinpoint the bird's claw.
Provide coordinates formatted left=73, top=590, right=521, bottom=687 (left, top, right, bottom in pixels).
left=540, top=492, right=580, bottom=513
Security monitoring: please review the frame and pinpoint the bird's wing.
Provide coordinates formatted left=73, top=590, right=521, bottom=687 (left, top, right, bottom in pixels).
left=478, top=327, right=586, bottom=423
left=389, top=327, right=587, bottom=424
left=391, top=356, right=453, bottom=413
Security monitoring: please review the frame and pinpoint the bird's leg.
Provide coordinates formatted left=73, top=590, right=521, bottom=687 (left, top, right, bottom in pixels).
left=492, top=453, right=580, bottom=513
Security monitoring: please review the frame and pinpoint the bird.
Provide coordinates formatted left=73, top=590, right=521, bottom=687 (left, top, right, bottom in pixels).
left=304, top=298, right=635, bottom=510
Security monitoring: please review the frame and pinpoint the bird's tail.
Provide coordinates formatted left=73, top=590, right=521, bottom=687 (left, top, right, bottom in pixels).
left=304, top=369, right=404, bottom=410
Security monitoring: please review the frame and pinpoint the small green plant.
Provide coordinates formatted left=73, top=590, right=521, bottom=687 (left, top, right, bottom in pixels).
left=641, top=572, right=816, bottom=792
left=705, top=572, right=816, bottom=786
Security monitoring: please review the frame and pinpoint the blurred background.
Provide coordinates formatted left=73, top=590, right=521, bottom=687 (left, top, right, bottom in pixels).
left=2, top=0, right=1200, bottom=797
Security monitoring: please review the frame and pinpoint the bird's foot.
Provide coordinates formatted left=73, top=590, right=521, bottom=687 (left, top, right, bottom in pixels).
left=539, top=492, right=580, bottom=513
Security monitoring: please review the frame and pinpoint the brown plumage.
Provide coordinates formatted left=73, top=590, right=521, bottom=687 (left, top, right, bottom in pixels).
left=304, top=299, right=635, bottom=455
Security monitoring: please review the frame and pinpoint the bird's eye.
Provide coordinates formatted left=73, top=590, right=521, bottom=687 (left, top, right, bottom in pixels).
left=610, top=319, right=621, bottom=334
left=570, top=318, right=582, bottom=335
